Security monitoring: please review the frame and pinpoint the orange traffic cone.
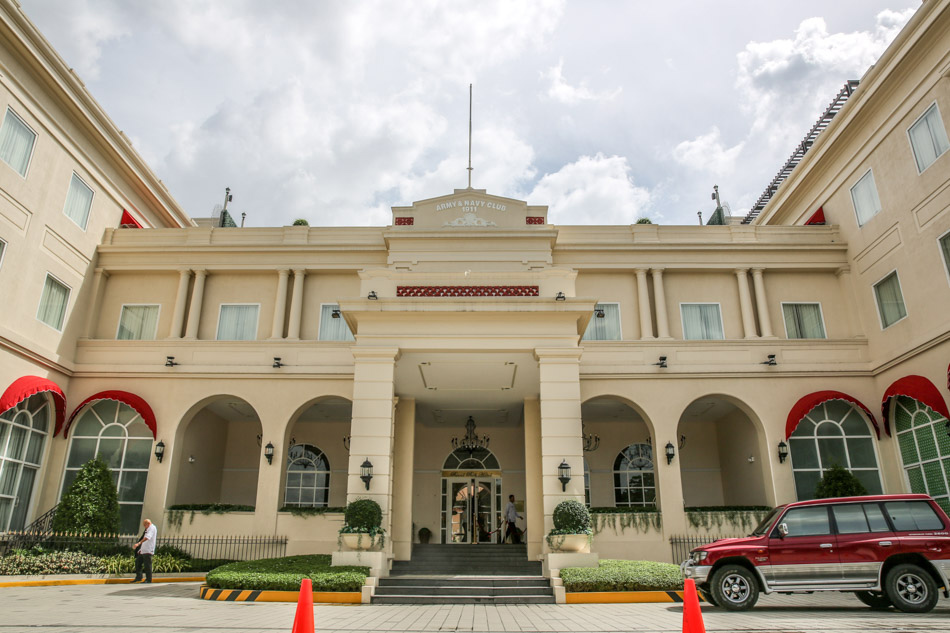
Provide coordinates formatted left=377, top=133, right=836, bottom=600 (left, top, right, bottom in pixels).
left=291, top=578, right=314, bottom=633
left=682, top=578, right=706, bottom=633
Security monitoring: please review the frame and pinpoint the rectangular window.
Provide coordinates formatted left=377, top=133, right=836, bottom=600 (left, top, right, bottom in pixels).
left=908, top=103, right=950, bottom=173
left=940, top=231, right=950, bottom=283
left=0, top=108, right=36, bottom=177
left=873, top=271, right=907, bottom=328
left=782, top=303, right=826, bottom=339
left=116, top=305, right=160, bottom=340
left=216, top=304, right=259, bottom=341
left=850, top=169, right=882, bottom=226
left=582, top=303, right=621, bottom=341
left=37, top=274, right=70, bottom=331
left=680, top=303, right=723, bottom=340
left=318, top=304, right=354, bottom=341
left=63, top=173, right=94, bottom=230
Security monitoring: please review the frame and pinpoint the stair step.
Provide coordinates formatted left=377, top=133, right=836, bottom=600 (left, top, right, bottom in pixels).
left=375, top=586, right=553, bottom=597
left=379, top=578, right=550, bottom=587
left=371, top=595, right=556, bottom=605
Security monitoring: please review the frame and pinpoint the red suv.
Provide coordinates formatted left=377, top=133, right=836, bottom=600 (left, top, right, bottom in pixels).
left=681, top=494, right=950, bottom=612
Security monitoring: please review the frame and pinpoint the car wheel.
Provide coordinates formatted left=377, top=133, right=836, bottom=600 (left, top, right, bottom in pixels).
left=853, top=591, right=892, bottom=610
left=698, top=586, right=719, bottom=607
left=710, top=564, right=759, bottom=611
left=884, top=564, right=938, bottom=614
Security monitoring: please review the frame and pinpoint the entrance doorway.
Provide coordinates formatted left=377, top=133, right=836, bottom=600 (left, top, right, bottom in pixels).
left=444, top=477, right=500, bottom=544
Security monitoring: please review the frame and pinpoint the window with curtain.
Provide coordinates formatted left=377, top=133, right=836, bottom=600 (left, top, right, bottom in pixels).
left=117, top=305, right=159, bottom=340
left=940, top=232, right=950, bottom=280
left=216, top=304, right=259, bottom=340
left=318, top=304, right=354, bottom=341
left=908, top=103, right=950, bottom=173
left=0, top=108, right=36, bottom=177
left=63, top=173, right=95, bottom=230
left=789, top=399, right=882, bottom=501
left=582, top=303, right=621, bottom=341
left=850, top=170, right=882, bottom=226
left=0, top=393, right=49, bottom=531
left=681, top=303, right=723, bottom=340
left=284, top=444, right=330, bottom=508
left=37, top=274, right=70, bottom=330
left=782, top=303, right=826, bottom=339
left=613, top=443, right=656, bottom=507
left=873, top=272, right=906, bottom=328
left=61, top=400, right=153, bottom=534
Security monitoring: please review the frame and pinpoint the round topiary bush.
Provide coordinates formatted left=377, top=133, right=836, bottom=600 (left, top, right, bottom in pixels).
left=52, top=456, right=121, bottom=535
left=553, top=499, right=591, bottom=533
left=814, top=463, right=868, bottom=499
left=344, top=499, right=382, bottom=532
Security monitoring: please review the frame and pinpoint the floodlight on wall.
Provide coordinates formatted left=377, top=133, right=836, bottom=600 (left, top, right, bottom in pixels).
left=761, top=354, right=777, bottom=366
left=777, top=441, right=789, bottom=464
left=665, top=442, right=675, bottom=465
left=331, top=309, right=341, bottom=318
left=654, top=356, right=667, bottom=368
left=595, top=308, right=605, bottom=318
left=273, top=357, right=283, bottom=368
left=154, top=441, right=165, bottom=463
left=360, top=459, right=374, bottom=490
left=264, top=442, right=275, bottom=465
left=165, top=356, right=178, bottom=367
left=555, top=292, right=566, bottom=301
left=367, top=291, right=378, bottom=300
left=557, top=460, right=572, bottom=492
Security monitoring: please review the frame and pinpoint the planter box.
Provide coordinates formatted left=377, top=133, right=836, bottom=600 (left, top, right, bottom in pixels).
left=549, top=533, right=590, bottom=552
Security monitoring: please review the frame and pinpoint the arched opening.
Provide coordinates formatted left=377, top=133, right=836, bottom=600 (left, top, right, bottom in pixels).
left=281, top=397, right=351, bottom=509
left=581, top=396, right=655, bottom=508
left=441, top=447, right=501, bottom=544
left=892, top=395, right=950, bottom=513
left=0, top=392, right=52, bottom=531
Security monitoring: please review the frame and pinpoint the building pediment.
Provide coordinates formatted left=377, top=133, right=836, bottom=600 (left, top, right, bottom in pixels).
left=391, top=189, right=548, bottom=229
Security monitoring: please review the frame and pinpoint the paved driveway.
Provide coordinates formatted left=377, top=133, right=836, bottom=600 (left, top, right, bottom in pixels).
left=0, top=583, right=949, bottom=632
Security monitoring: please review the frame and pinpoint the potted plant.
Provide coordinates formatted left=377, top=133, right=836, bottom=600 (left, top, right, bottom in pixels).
left=546, top=500, right=592, bottom=553
left=339, top=499, right=385, bottom=551
left=418, top=526, right=432, bottom=544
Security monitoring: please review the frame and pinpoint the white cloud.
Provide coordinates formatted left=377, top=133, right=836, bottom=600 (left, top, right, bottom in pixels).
left=29, top=0, right=129, bottom=80
left=672, top=127, right=744, bottom=177
left=542, top=60, right=622, bottom=105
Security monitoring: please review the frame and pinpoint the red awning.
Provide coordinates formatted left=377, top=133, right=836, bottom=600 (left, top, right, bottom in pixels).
left=804, top=207, right=826, bottom=225
left=882, top=375, right=950, bottom=435
left=119, top=210, right=143, bottom=228
left=0, top=376, right=66, bottom=430
left=786, top=390, right=880, bottom=439
left=61, top=390, right=157, bottom=439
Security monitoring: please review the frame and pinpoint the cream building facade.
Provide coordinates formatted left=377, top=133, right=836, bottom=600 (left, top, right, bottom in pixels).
left=1, top=0, right=949, bottom=568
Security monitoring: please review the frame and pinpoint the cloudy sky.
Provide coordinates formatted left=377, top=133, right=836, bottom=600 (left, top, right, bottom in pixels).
left=21, top=0, right=919, bottom=227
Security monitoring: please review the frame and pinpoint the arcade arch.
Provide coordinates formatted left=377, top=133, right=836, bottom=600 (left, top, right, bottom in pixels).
left=280, top=397, right=352, bottom=508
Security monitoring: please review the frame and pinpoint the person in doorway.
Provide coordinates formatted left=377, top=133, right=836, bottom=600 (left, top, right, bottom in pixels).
left=504, top=495, right=523, bottom=544
left=131, top=518, right=157, bottom=583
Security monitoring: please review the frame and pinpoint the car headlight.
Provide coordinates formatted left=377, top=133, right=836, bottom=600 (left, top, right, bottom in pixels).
left=691, top=551, right=708, bottom=563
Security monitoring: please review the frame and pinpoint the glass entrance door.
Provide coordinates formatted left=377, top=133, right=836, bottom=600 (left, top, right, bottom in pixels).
left=445, top=477, right=497, bottom=544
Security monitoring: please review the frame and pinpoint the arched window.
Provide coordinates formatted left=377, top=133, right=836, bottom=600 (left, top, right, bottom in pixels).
left=61, top=400, right=153, bottom=534
left=285, top=444, right=330, bottom=508
left=789, top=399, right=882, bottom=500
left=894, top=396, right=950, bottom=514
left=442, top=447, right=500, bottom=471
left=613, top=443, right=655, bottom=506
left=0, top=393, right=50, bottom=531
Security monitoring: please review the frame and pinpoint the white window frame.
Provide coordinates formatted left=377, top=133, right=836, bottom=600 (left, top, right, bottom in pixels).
left=62, top=172, right=95, bottom=231
left=907, top=101, right=950, bottom=174
left=679, top=302, right=724, bottom=340
left=0, top=107, right=37, bottom=179
left=115, top=303, right=161, bottom=340
left=36, top=272, right=71, bottom=331
left=872, top=269, right=907, bottom=330
left=317, top=302, right=355, bottom=342
left=214, top=303, right=261, bottom=341
left=780, top=302, right=827, bottom=339
left=939, top=227, right=950, bottom=288
left=582, top=301, right=623, bottom=341
left=850, top=168, right=882, bottom=227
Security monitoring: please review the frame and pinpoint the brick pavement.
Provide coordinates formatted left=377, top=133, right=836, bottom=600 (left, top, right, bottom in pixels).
left=0, top=582, right=949, bottom=632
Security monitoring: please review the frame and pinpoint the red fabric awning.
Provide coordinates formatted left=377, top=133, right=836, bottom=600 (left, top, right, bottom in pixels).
left=804, top=207, right=826, bottom=225
left=882, top=375, right=950, bottom=435
left=0, top=376, right=66, bottom=430
left=786, top=390, right=880, bottom=439
left=61, top=390, right=157, bottom=439
left=119, top=210, right=143, bottom=228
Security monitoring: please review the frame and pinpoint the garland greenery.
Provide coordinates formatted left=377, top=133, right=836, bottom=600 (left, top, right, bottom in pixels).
left=684, top=506, right=771, bottom=531
left=589, top=507, right=662, bottom=534
left=278, top=506, right=345, bottom=517
left=166, top=504, right=255, bottom=529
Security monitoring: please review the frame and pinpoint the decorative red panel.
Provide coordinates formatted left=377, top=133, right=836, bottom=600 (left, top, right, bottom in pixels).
left=397, top=286, right=540, bottom=297
left=394, top=217, right=414, bottom=225
left=525, top=216, right=545, bottom=225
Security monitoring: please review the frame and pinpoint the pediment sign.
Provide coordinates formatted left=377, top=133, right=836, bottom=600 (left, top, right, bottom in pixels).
left=391, top=189, right=548, bottom=229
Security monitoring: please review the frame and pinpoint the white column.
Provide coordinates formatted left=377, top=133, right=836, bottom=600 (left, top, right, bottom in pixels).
left=286, top=269, right=306, bottom=340
left=83, top=267, right=109, bottom=339
left=169, top=269, right=192, bottom=339
left=270, top=269, right=290, bottom=339
left=651, top=268, right=671, bottom=339
left=751, top=268, right=775, bottom=338
left=635, top=268, right=654, bottom=340
left=735, top=268, right=757, bottom=339
left=183, top=269, right=207, bottom=340
left=391, top=397, right=416, bottom=560
left=524, top=397, right=543, bottom=560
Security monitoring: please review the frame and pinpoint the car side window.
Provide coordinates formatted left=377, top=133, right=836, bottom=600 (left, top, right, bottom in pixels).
left=832, top=503, right=890, bottom=534
left=862, top=503, right=890, bottom=532
left=779, top=506, right=832, bottom=536
left=884, top=501, right=944, bottom=531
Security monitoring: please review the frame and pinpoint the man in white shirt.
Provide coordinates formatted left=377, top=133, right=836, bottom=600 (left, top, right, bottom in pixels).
left=504, top=495, right=523, bottom=544
left=132, top=518, right=157, bottom=583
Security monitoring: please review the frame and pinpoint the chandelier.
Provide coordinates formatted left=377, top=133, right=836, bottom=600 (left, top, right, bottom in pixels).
left=582, top=423, right=600, bottom=452
left=451, top=416, right=489, bottom=455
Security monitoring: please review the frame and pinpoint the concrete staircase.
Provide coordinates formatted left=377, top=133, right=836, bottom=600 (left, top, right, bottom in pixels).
left=372, top=544, right=554, bottom=604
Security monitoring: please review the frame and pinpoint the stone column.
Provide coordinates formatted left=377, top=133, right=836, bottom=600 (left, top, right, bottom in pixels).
left=183, top=269, right=207, bottom=340
left=523, top=397, right=543, bottom=560
left=83, top=267, right=109, bottom=339
left=735, top=268, right=757, bottom=339
left=635, top=268, right=654, bottom=340
left=651, top=268, right=671, bottom=339
left=286, top=269, right=306, bottom=340
left=168, top=269, right=192, bottom=339
left=391, top=397, right=416, bottom=560
left=270, top=269, right=290, bottom=339
left=751, top=268, right=775, bottom=338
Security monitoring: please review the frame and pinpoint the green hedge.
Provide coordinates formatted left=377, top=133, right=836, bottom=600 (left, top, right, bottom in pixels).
left=0, top=549, right=232, bottom=575
left=560, top=559, right=683, bottom=592
left=205, top=555, right=368, bottom=592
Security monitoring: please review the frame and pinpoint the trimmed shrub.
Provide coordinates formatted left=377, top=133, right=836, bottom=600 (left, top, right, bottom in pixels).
left=814, top=464, right=867, bottom=499
left=205, top=555, right=368, bottom=591
left=292, top=218, right=309, bottom=226
left=0, top=551, right=106, bottom=575
left=52, top=456, right=120, bottom=535
left=552, top=500, right=591, bottom=533
left=344, top=499, right=382, bottom=531
left=560, top=559, right=683, bottom=592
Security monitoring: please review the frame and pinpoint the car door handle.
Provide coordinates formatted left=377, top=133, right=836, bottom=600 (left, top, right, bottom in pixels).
left=878, top=541, right=893, bottom=547
left=820, top=543, right=834, bottom=548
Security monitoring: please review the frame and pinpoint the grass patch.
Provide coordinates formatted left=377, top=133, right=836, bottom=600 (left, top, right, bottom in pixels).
left=560, top=559, right=683, bottom=592
left=205, top=554, right=368, bottom=592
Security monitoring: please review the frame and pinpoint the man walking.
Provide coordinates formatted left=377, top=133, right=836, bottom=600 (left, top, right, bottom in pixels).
left=131, top=518, right=157, bottom=583
left=504, top=495, right=522, bottom=544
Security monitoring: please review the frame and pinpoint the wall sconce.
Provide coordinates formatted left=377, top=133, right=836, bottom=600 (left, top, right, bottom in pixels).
left=555, top=292, right=566, bottom=301
left=665, top=442, right=675, bottom=464
left=288, top=437, right=296, bottom=449
left=360, top=459, right=373, bottom=490
left=367, top=291, right=378, bottom=300
left=557, top=459, right=572, bottom=491
left=154, top=441, right=165, bottom=463
left=654, top=356, right=667, bottom=368
left=331, top=309, right=341, bottom=318
left=343, top=435, right=351, bottom=451
left=777, top=441, right=789, bottom=464
left=594, top=308, right=605, bottom=318
left=256, top=433, right=262, bottom=447
left=165, top=356, right=178, bottom=367
left=273, top=357, right=283, bottom=368
left=678, top=434, right=687, bottom=450
left=264, top=442, right=275, bottom=465
left=761, top=354, right=777, bottom=366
